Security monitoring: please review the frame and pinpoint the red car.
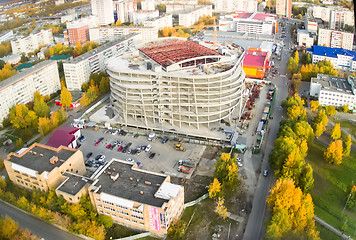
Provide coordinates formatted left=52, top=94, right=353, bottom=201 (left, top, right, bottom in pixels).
left=106, top=144, right=112, bottom=149
left=95, top=137, right=104, bottom=146
left=178, top=165, right=192, bottom=174
left=117, top=146, right=123, bottom=152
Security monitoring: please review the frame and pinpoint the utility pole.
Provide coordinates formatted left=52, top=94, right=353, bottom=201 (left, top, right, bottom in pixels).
left=342, top=193, right=352, bottom=216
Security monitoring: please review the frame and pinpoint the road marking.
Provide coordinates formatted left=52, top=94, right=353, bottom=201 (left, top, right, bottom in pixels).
left=280, top=75, right=286, bottom=77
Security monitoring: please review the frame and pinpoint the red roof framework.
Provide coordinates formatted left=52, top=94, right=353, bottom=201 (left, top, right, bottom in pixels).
left=139, top=39, right=221, bottom=69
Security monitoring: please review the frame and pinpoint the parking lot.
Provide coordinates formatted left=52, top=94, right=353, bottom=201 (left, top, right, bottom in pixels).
left=78, top=128, right=205, bottom=179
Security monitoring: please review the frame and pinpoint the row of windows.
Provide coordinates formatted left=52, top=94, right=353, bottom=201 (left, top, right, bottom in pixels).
left=99, top=210, right=145, bottom=226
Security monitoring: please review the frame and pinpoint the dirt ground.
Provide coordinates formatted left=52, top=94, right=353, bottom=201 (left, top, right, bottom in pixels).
left=170, top=146, right=250, bottom=240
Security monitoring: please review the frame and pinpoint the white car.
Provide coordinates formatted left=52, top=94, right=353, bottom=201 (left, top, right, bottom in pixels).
left=126, top=158, right=135, bottom=163
left=112, top=130, right=118, bottom=135
left=238, top=162, right=243, bottom=167
left=145, top=144, right=152, bottom=152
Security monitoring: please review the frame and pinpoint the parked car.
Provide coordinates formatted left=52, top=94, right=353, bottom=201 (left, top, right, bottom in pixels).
left=79, top=136, right=86, bottom=142
left=86, top=152, right=93, bottom=159
left=112, top=130, right=118, bottom=135
left=106, top=144, right=112, bottom=149
left=263, top=169, right=268, bottom=177
left=161, top=136, right=169, bottom=144
left=132, top=133, right=139, bottom=138
left=238, top=162, right=243, bottom=167
left=149, top=152, right=156, bottom=159
left=95, top=155, right=105, bottom=161
left=177, top=160, right=194, bottom=168
left=126, top=158, right=134, bottom=163
left=145, top=145, right=152, bottom=152
left=178, top=165, right=192, bottom=174
left=126, top=143, right=132, bottom=148
left=95, top=137, right=104, bottom=146
left=109, top=144, right=116, bottom=150
left=117, top=146, right=123, bottom=152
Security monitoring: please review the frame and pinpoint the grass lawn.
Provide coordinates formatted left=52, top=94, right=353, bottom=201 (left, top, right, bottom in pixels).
left=307, top=142, right=356, bottom=237
left=105, top=224, right=140, bottom=239
left=335, top=119, right=356, bottom=138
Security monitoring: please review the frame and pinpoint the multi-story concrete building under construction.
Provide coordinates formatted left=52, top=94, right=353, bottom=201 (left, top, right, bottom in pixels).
left=106, top=38, right=246, bottom=129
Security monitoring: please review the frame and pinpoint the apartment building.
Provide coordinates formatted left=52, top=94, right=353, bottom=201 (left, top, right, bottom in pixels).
left=11, top=29, right=53, bottom=55
left=309, top=45, right=356, bottom=71
left=297, top=29, right=314, bottom=48
left=0, top=60, right=60, bottom=123
left=219, top=12, right=278, bottom=35
left=130, top=10, right=159, bottom=25
left=65, top=16, right=100, bottom=46
left=178, top=5, right=212, bottom=27
left=310, top=74, right=356, bottom=111
left=144, top=14, right=173, bottom=30
left=91, top=0, right=114, bottom=25
left=276, top=0, right=292, bottom=18
left=141, top=0, right=155, bottom=11
left=214, top=0, right=257, bottom=13
left=318, top=28, right=354, bottom=51
left=4, top=143, right=86, bottom=192
left=312, top=6, right=354, bottom=30
left=63, top=33, right=140, bottom=91
left=0, top=30, right=14, bottom=42
left=88, top=159, right=184, bottom=236
left=114, top=0, right=137, bottom=23
left=305, top=15, right=318, bottom=33
left=89, top=26, right=157, bottom=44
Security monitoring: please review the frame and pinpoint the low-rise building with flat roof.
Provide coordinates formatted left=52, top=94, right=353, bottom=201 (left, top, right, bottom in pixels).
left=89, top=159, right=184, bottom=236
left=4, top=143, right=86, bottom=192
left=243, top=48, right=270, bottom=79
left=310, top=74, right=356, bottom=111
left=56, top=172, right=93, bottom=204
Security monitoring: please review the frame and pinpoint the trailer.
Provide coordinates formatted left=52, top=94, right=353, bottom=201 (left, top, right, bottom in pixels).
left=261, top=113, right=268, bottom=123
left=256, top=121, right=264, bottom=133
left=263, top=106, right=270, bottom=114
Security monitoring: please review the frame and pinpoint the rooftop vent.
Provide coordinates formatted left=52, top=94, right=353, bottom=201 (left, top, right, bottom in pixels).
left=33, top=152, right=37, bottom=155
left=49, top=156, right=59, bottom=164
left=140, top=191, right=143, bottom=195
left=144, top=181, right=151, bottom=185
left=40, top=154, right=44, bottom=157
left=130, top=177, right=133, bottom=181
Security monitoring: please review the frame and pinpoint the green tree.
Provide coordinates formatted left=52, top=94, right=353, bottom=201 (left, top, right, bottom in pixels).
left=99, top=76, right=110, bottom=94
left=86, top=84, right=100, bottom=103
left=325, top=105, right=337, bottom=116
left=215, top=153, right=239, bottom=188
left=341, top=105, right=349, bottom=113
left=287, top=56, right=299, bottom=75
left=15, top=138, right=23, bottom=149
left=34, top=92, right=50, bottom=118
left=60, top=87, right=72, bottom=110
left=299, top=164, right=314, bottom=193
left=287, top=105, right=306, bottom=121
left=97, top=215, right=113, bottom=228
left=0, top=215, right=19, bottom=239
left=330, top=123, right=341, bottom=140
left=9, top=104, right=38, bottom=129
left=313, top=110, right=328, bottom=128
left=343, top=134, right=352, bottom=157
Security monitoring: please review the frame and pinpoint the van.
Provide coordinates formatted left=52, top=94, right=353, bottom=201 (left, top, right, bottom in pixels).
left=147, top=133, right=156, bottom=141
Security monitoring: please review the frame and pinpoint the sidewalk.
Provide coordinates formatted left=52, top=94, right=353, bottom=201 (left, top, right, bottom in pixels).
left=314, top=216, right=352, bottom=240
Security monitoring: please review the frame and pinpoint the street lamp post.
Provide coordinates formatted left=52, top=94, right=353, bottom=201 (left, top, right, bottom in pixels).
left=342, top=193, right=352, bottom=216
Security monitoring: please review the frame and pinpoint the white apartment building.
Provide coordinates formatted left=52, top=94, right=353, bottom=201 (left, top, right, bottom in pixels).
left=141, top=0, right=155, bottom=11
left=318, top=28, right=354, bottom=51
left=130, top=10, right=159, bottom=25
left=305, top=15, right=318, bottom=33
left=178, top=5, right=212, bottom=27
left=144, top=15, right=173, bottom=30
left=0, top=30, right=14, bottom=42
left=297, top=29, right=314, bottom=48
left=0, top=60, right=60, bottom=122
left=11, top=29, right=54, bottom=55
left=312, top=6, right=331, bottom=22
left=63, top=33, right=140, bottom=91
left=66, top=15, right=99, bottom=29
left=114, top=0, right=137, bottom=23
left=89, top=26, right=157, bottom=44
left=310, top=74, right=356, bottom=111
left=219, top=12, right=278, bottom=35
left=214, top=0, right=257, bottom=13
left=309, top=45, right=356, bottom=72
left=91, top=0, right=114, bottom=26
left=312, top=6, right=354, bottom=30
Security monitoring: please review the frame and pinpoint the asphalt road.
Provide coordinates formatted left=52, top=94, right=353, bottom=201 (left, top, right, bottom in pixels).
left=243, top=20, right=292, bottom=240
left=0, top=200, right=83, bottom=240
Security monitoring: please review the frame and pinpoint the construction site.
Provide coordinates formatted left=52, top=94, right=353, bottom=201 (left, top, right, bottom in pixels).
left=99, top=37, right=247, bottom=143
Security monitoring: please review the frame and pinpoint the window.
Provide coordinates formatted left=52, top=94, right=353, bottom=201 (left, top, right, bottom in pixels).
left=125, top=218, right=130, bottom=222
left=132, top=220, right=137, bottom=224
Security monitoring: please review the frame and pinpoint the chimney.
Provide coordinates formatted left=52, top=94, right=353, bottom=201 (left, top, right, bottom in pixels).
left=111, top=173, right=119, bottom=181
left=144, top=181, right=151, bottom=185
left=40, top=154, right=44, bottom=157
left=129, top=177, right=133, bottom=180
left=140, top=191, right=144, bottom=195
left=137, top=179, right=139, bottom=182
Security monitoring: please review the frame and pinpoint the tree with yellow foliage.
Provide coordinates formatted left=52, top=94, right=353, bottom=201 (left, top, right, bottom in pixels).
left=60, top=87, right=72, bottom=110
left=343, top=134, right=352, bottom=157
left=79, top=92, right=90, bottom=107
left=324, top=140, right=343, bottom=165
left=266, top=179, right=320, bottom=240
left=325, top=105, right=337, bottom=116
left=38, top=117, right=51, bottom=136
left=310, top=100, right=319, bottom=111
left=287, top=105, right=306, bottom=121
left=215, top=197, right=227, bottom=219
left=215, top=153, right=239, bottom=188
left=208, top=178, right=222, bottom=198
left=331, top=123, right=341, bottom=140
left=314, top=121, right=325, bottom=139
